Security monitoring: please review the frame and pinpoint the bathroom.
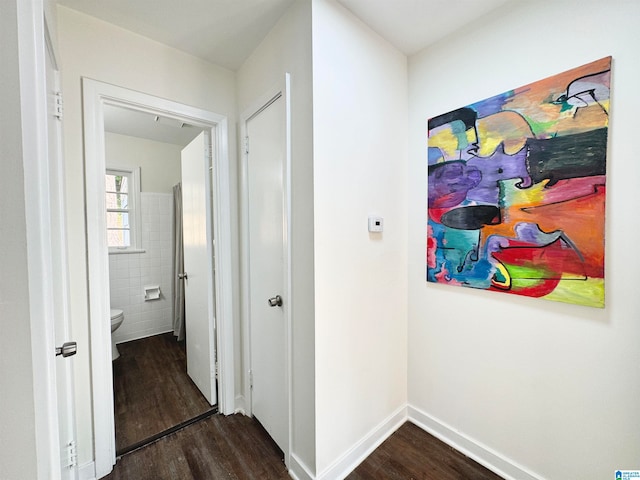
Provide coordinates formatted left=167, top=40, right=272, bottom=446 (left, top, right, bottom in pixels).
left=106, top=106, right=185, bottom=348
left=105, top=104, right=212, bottom=452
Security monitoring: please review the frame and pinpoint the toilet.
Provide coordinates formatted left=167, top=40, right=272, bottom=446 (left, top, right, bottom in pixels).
left=110, top=308, right=125, bottom=360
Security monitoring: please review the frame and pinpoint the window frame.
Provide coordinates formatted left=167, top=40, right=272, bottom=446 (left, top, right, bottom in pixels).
left=105, top=166, right=143, bottom=254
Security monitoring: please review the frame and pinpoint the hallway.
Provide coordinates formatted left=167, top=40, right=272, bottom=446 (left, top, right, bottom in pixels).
left=109, top=335, right=503, bottom=479
left=104, top=415, right=503, bottom=479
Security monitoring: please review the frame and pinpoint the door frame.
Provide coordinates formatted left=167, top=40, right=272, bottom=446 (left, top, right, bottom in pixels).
left=239, top=74, right=293, bottom=465
left=82, top=79, right=235, bottom=476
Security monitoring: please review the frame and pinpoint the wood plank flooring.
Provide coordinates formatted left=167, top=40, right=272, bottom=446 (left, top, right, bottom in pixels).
left=347, top=422, right=504, bottom=480
left=105, top=415, right=504, bottom=479
left=110, top=334, right=503, bottom=479
left=113, top=332, right=215, bottom=452
left=104, top=414, right=289, bottom=480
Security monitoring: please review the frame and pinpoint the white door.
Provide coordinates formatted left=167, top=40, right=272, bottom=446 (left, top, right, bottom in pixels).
left=46, top=28, right=78, bottom=479
left=246, top=93, right=288, bottom=452
left=181, top=132, right=217, bottom=405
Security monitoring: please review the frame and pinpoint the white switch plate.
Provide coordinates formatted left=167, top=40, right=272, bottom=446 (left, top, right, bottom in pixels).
left=368, top=216, right=383, bottom=232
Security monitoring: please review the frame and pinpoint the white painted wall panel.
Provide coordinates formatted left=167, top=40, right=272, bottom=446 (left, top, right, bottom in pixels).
left=0, top=1, right=38, bottom=478
left=105, top=132, right=182, bottom=194
left=312, top=0, right=408, bottom=474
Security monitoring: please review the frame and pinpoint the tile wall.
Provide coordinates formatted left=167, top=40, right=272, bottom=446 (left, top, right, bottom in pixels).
left=109, top=192, right=174, bottom=343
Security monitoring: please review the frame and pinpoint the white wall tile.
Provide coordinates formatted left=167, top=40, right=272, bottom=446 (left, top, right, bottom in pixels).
left=111, top=192, right=175, bottom=343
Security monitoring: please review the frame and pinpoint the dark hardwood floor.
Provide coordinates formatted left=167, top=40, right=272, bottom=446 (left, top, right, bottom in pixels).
left=104, top=414, right=289, bottom=480
left=105, top=415, right=504, bottom=480
left=347, top=422, right=503, bottom=480
left=113, top=332, right=215, bottom=452
left=109, top=334, right=502, bottom=479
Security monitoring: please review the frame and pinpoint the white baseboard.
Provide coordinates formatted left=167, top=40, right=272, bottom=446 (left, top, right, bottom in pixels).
left=316, top=405, right=407, bottom=480
left=408, top=404, right=544, bottom=480
left=289, top=452, right=315, bottom=480
left=78, top=461, right=96, bottom=480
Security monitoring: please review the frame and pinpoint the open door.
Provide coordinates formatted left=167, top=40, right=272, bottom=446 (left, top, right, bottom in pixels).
left=180, top=131, right=217, bottom=406
left=45, top=18, right=78, bottom=479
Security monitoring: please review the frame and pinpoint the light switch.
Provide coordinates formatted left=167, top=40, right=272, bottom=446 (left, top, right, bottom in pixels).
left=368, top=216, right=383, bottom=233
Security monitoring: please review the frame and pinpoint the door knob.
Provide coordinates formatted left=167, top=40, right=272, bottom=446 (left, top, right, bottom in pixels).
left=178, top=272, right=188, bottom=280
left=268, top=295, right=283, bottom=307
left=56, top=341, right=77, bottom=358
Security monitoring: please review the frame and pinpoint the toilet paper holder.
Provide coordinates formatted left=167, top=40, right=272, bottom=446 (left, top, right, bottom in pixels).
left=144, top=285, right=161, bottom=301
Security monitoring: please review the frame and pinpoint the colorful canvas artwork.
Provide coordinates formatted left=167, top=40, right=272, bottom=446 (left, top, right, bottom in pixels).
left=427, top=57, right=611, bottom=308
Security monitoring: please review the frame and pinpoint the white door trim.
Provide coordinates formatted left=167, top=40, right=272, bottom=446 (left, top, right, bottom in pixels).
left=239, top=73, right=293, bottom=466
left=81, top=79, right=235, bottom=477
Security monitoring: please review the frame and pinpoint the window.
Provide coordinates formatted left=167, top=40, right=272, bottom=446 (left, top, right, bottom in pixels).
left=105, top=167, right=142, bottom=252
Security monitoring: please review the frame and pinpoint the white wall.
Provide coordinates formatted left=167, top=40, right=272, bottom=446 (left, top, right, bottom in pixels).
left=0, top=1, right=38, bottom=478
left=57, top=6, right=238, bottom=467
left=407, top=2, right=640, bottom=479
left=312, top=0, right=408, bottom=475
left=236, top=0, right=316, bottom=475
left=105, top=132, right=182, bottom=193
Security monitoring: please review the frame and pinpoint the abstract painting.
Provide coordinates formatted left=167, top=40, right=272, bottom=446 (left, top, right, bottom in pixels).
left=427, top=57, right=611, bottom=308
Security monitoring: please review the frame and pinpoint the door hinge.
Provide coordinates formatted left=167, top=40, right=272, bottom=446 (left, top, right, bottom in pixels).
left=215, top=361, right=219, bottom=380
left=63, top=440, right=77, bottom=469
left=54, top=91, right=63, bottom=121
left=244, top=136, right=250, bottom=155
left=207, top=143, right=214, bottom=172
left=249, top=369, right=253, bottom=390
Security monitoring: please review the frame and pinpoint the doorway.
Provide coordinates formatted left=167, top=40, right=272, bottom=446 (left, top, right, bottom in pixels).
left=82, top=79, right=235, bottom=477
left=240, top=75, right=292, bottom=466
left=103, top=109, right=217, bottom=454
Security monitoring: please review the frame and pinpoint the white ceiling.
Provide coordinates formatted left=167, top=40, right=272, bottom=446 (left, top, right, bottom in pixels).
left=103, top=105, right=203, bottom=146
left=57, top=0, right=296, bottom=71
left=336, top=0, right=513, bottom=56
left=58, top=0, right=514, bottom=68
left=59, top=0, right=514, bottom=144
